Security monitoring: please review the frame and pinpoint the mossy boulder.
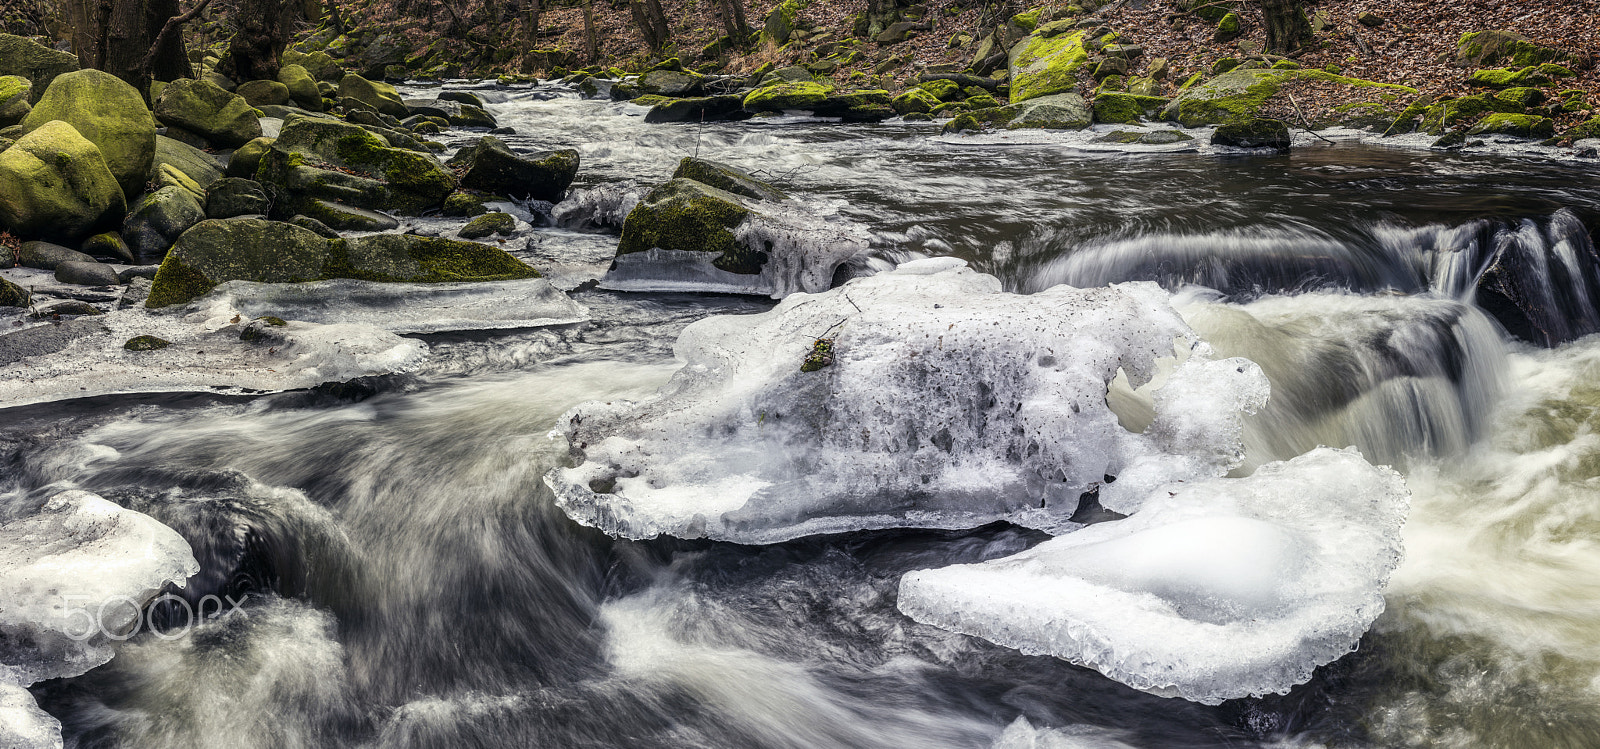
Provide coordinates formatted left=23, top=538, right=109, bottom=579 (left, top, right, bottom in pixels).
left=402, top=98, right=497, bottom=128
left=644, top=95, right=746, bottom=124
left=917, top=79, right=961, bottom=100
left=1163, top=68, right=1416, bottom=127
left=941, top=105, right=1024, bottom=133
left=1457, top=31, right=1569, bottom=68
left=1093, top=92, right=1168, bottom=124
left=154, top=78, right=263, bottom=148
left=638, top=69, right=706, bottom=97
left=0, top=33, right=78, bottom=103
left=1567, top=118, right=1600, bottom=140
left=459, top=211, right=515, bottom=239
left=1214, top=12, right=1242, bottom=42
left=449, top=136, right=578, bottom=203
left=338, top=74, right=407, bottom=118
left=742, top=81, right=835, bottom=111
left=300, top=198, right=399, bottom=231
left=891, top=88, right=941, bottom=115
left=146, top=218, right=541, bottom=307
left=1468, top=113, right=1555, bottom=138
left=812, top=90, right=895, bottom=121
left=205, top=177, right=271, bottom=218
left=1420, top=93, right=1525, bottom=134
left=256, top=114, right=456, bottom=214
left=1007, top=30, right=1089, bottom=104
left=1007, top=93, right=1091, bottom=129
left=81, top=231, right=133, bottom=263
left=21, top=69, right=156, bottom=197
left=236, top=79, right=291, bottom=108
left=1212, top=118, right=1291, bottom=151
left=1494, top=87, right=1545, bottom=108
left=277, top=64, right=322, bottom=110
left=123, top=186, right=205, bottom=262
left=1, top=276, right=31, bottom=307
left=0, top=120, right=126, bottom=243
left=617, top=178, right=767, bottom=274
left=0, top=75, right=30, bottom=127
left=1467, top=67, right=1551, bottom=89
left=123, top=335, right=170, bottom=350
left=225, top=136, right=275, bottom=178
left=442, top=190, right=490, bottom=217
left=672, top=157, right=785, bottom=201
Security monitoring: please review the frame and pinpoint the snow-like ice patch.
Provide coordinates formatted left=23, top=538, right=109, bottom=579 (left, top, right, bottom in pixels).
left=0, top=305, right=427, bottom=408
left=1, top=489, right=198, bottom=689
left=546, top=258, right=1267, bottom=543
left=199, top=277, right=589, bottom=334
left=0, top=683, right=61, bottom=749
left=897, top=447, right=1409, bottom=705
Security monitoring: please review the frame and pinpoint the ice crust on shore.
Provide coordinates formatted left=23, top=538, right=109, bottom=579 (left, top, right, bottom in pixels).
left=546, top=259, right=1268, bottom=543
left=0, top=304, right=427, bottom=408
left=897, top=447, right=1409, bottom=705
left=200, top=278, right=590, bottom=334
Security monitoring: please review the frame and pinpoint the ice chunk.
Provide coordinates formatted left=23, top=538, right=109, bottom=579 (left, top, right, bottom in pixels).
left=0, top=305, right=427, bottom=408
left=0, top=683, right=61, bottom=749
left=546, top=259, right=1268, bottom=543
left=0, top=490, right=199, bottom=686
left=991, top=717, right=1138, bottom=749
left=198, top=278, right=590, bottom=334
left=896, top=447, right=1409, bottom=705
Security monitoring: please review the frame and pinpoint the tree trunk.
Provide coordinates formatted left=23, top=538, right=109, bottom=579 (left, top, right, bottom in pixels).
left=643, top=0, right=670, bottom=49
left=521, top=0, right=541, bottom=47
left=727, top=0, right=749, bottom=47
left=69, top=0, right=193, bottom=90
left=1255, top=0, right=1311, bottom=55
left=218, top=0, right=297, bottom=81
left=630, top=0, right=662, bottom=53
left=582, top=0, right=599, bottom=62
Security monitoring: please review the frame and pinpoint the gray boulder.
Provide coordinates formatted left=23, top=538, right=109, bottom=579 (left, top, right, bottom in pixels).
left=55, top=260, right=120, bottom=286
left=19, top=240, right=95, bottom=269
left=205, top=178, right=271, bottom=218
left=123, top=186, right=206, bottom=263
left=153, top=78, right=263, bottom=148
left=449, top=136, right=578, bottom=203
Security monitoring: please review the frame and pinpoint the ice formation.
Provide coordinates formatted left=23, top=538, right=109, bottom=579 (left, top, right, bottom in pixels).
left=0, top=490, right=198, bottom=748
left=546, top=258, right=1268, bottom=543
left=897, top=447, right=1409, bottom=705
left=200, top=278, right=590, bottom=334
left=0, top=304, right=427, bottom=408
left=600, top=200, right=873, bottom=299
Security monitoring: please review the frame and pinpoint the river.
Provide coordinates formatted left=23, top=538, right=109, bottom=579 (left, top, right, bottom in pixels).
left=7, top=83, right=1600, bottom=748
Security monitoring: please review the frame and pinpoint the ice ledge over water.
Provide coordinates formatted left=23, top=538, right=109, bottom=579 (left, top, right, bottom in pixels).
left=546, top=258, right=1268, bottom=543
left=897, top=447, right=1409, bottom=705
left=1, top=489, right=199, bottom=748
left=198, top=277, right=590, bottom=334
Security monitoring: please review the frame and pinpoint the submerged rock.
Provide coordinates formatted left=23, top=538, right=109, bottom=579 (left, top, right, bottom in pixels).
left=550, top=259, right=1269, bottom=543
left=898, top=447, right=1408, bottom=705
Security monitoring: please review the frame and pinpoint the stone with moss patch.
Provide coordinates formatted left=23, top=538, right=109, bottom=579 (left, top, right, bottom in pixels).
left=1093, top=92, right=1168, bottom=124
left=0, top=33, right=78, bottom=103
left=892, top=88, right=941, bottom=115
left=1468, top=67, right=1551, bottom=89
left=123, top=335, right=170, bottom=351
left=1212, top=118, right=1291, bottom=151
left=1456, top=31, right=1568, bottom=69
left=1, top=275, right=31, bottom=307
left=0, top=75, right=30, bottom=127
left=22, top=69, right=156, bottom=197
left=338, top=74, right=408, bottom=117
left=617, top=178, right=771, bottom=274
left=443, top=191, right=490, bottom=217
left=225, top=136, right=275, bottom=179
left=917, top=79, right=960, bottom=101
left=673, top=157, right=785, bottom=201
left=1162, top=68, right=1416, bottom=127
left=1468, top=113, right=1555, bottom=139
left=460, top=211, right=515, bottom=239
left=1007, top=30, right=1088, bottom=104
left=449, top=136, right=578, bottom=203
left=742, top=81, right=836, bottom=111
left=1419, top=93, right=1524, bottom=134
left=256, top=114, right=456, bottom=214
left=1007, top=93, right=1090, bottom=130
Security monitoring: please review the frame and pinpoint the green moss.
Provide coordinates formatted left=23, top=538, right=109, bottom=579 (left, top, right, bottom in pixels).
left=1010, top=7, right=1042, bottom=33
left=916, top=79, right=960, bottom=101
left=321, top=234, right=539, bottom=282
left=1458, top=31, right=1567, bottom=68
left=261, top=316, right=288, bottom=326
left=1272, top=60, right=1302, bottom=70
left=1215, top=12, right=1241, bottom=40
left=1567, top=118, right=1600, bottom=139
left=965, top=93, right=1000, bottom=108
left=1468, top=66, right=1551, bottom=89
left=1468, top=113, right=1555, bottom=138
left=145, top=252, right=216, bottom=308
left=617, top=178, right=762, bottom=274
left=1494, top=87, right=1544, bottom=108
left=1420, top=93, right=1524, bottom=134
left=460, top=211, right=515, bottom=239
left=443, top=191, right=489, bottom=217
left=1008, top=30, right=1088, bottom=103
left=1169, top=68, right=1417, bottom=127
left=1093, top=92, right=1167, bottom=124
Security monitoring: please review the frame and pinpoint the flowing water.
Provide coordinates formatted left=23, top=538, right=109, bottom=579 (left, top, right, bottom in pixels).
left=7, top=85, right=1600, bottom=748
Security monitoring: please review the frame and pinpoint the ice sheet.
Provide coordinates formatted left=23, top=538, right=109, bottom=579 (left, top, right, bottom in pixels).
left=546, top=258, right=1267, bottom=543
left=897, top=447, right=1409, bottom=704
left=197, top=277, right=590, bottom=334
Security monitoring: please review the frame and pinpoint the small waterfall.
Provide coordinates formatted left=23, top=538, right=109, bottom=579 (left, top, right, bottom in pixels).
left=1022, top=210, right=1600, bottom=347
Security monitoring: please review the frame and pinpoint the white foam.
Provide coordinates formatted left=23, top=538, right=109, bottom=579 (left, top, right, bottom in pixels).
left=546, top=259, right=1267, bottom=543
left=0, top=304, right=428, bottom=408
left=197, top=277, right=589, bottom=334
left=897, top=447, right=1409, bottom=705
left=0, top=490, right=199, bottom=688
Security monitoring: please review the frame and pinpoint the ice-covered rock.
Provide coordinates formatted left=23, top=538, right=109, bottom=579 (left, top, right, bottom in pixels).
left=198, top=277, right=589, bottom=334
left=545, top=259, right=1268, bottom=543
left=1, top=489, right=199, bottom=687
left=0, top=683, right=61, bottom=749
left=897, top=447, right=1409, bottom=705
left=0, top=304, right=427, bottom=408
